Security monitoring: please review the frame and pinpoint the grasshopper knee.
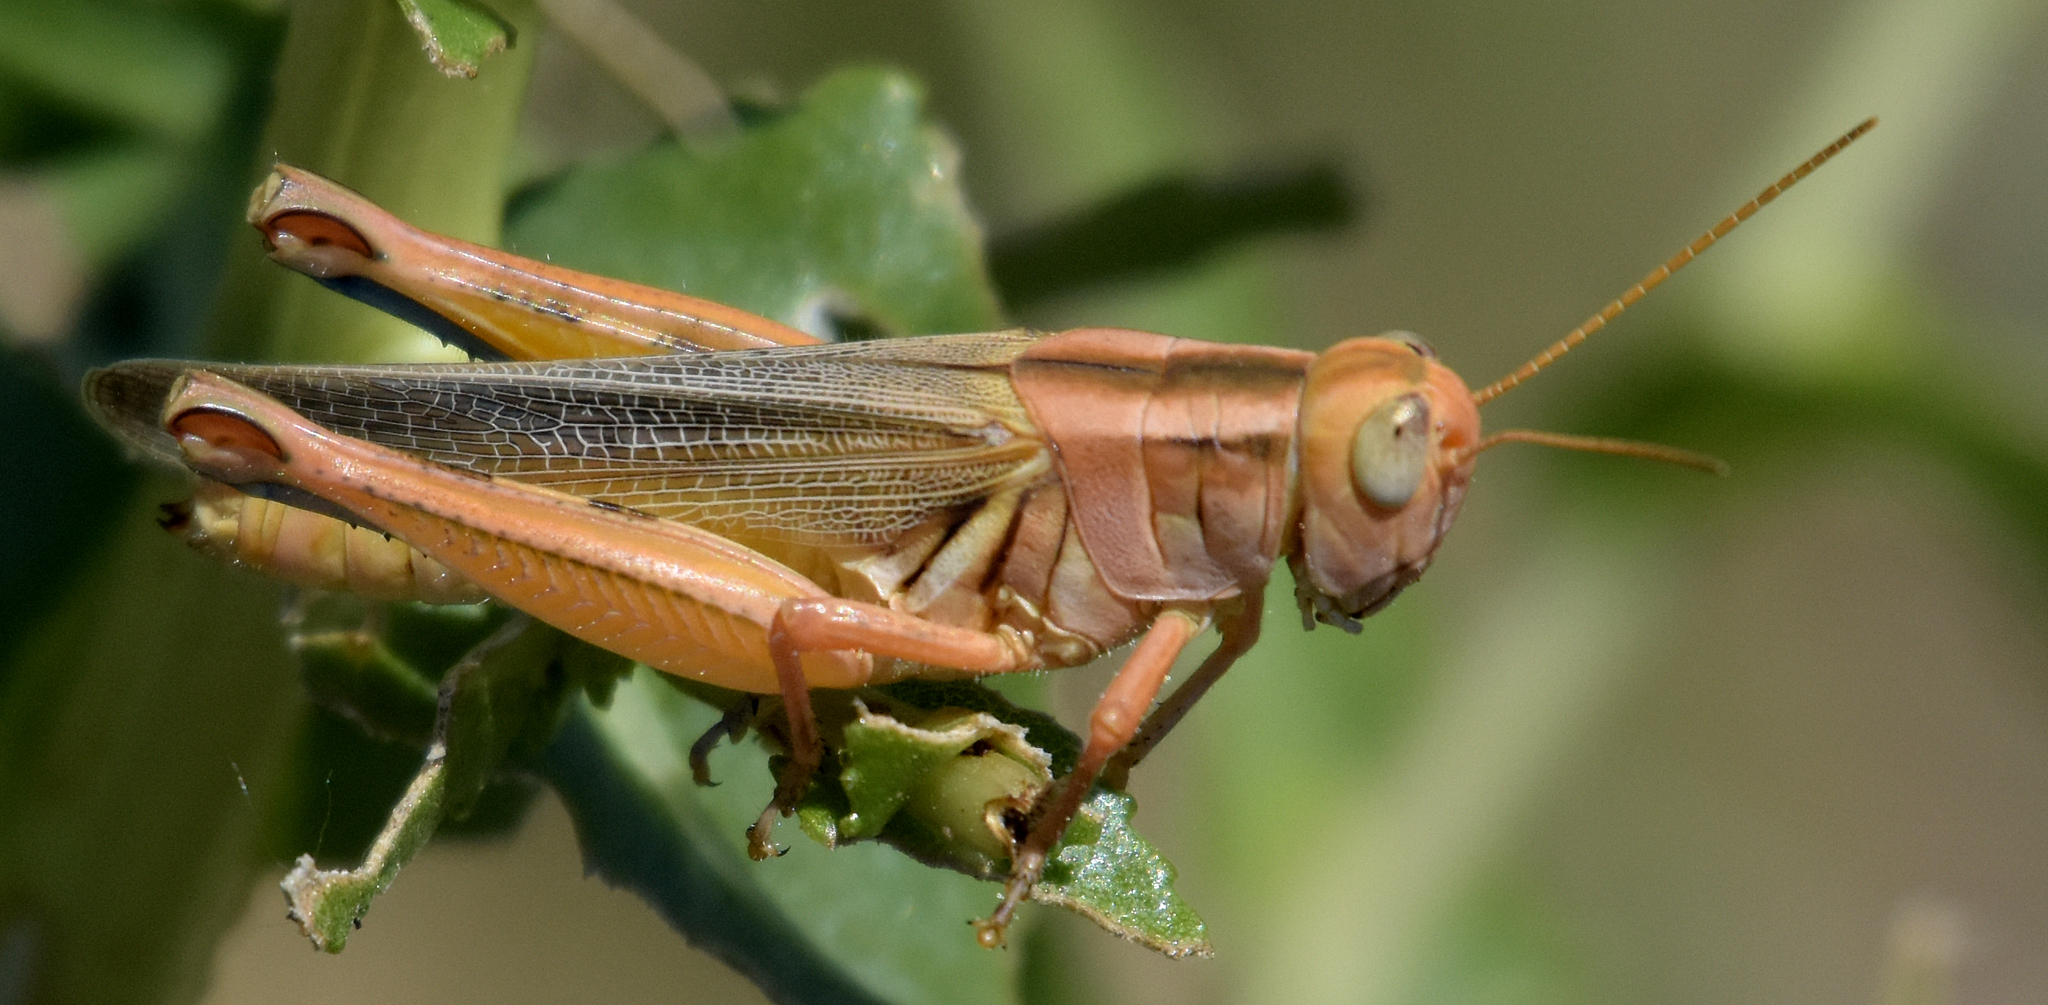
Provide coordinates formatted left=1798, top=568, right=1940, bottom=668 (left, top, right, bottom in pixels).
left=168, top=404, right=286, bottom=482
left=259, top=210, right=374, bottom=276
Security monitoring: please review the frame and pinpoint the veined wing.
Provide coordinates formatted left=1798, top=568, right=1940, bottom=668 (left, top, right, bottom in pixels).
left=90, top=331, right=1051, bottom=545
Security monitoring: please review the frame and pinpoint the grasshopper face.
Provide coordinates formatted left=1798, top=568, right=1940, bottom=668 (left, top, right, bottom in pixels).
left=1292, top=334, right=1481, bottom=631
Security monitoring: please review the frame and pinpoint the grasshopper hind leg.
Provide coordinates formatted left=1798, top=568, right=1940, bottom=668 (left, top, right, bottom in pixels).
left=749, top=618, right=825, bottom=860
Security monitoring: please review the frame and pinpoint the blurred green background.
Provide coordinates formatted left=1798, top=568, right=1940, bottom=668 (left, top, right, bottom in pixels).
left=2, top=0, right=2045, bottom=1003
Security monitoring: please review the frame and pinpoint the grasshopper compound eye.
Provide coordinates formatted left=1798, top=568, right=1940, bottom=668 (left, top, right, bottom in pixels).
left=1351, top=392, right=1431, bottom=510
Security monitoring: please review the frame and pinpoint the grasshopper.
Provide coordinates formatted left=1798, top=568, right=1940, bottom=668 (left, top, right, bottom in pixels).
left=84, top=119, right=1872, bottom=946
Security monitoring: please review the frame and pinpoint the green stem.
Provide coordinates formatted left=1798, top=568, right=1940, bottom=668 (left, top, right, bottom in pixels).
left=0, top=3, right=536, bottom=1001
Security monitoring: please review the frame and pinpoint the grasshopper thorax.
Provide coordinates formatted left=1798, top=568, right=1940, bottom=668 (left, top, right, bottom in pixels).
left=1291, top=333, right=1480, bottom=632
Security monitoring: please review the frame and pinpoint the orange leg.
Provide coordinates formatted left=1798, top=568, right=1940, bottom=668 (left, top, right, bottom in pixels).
left=162, top=372, right=1040, bottom=860
left=750, top=623, right=824, bottom=859
left=164, top=365, right=1242, bottom=940
left=975, top=608, right=1207, bottom=948
left=252, top=166, right=821, bottom=360
left=1100, top=590, right=1263, bottom=790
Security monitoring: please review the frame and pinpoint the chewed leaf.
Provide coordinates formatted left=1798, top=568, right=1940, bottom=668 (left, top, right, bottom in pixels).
left=291, top=613, right=447, bottom=748
left=282, top=616, right=629, bottom=951
left=875, top=678, right=1081, bottom=776
left=281, top=745, right=448, bottom=951
left=782, top=693, right=1208, bottom=951
left=827, top=704, right=1050, bottom=864
left=787, top=694, right=1049, bottom=866
left=837, top=705, right=1031, bottom=841
left=393, top=0, right=512, bottom=78
left=1033, top=789, right=1212, bottom=958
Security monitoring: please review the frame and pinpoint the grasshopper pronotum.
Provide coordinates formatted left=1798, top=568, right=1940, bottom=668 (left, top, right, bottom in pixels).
left=86, top=118, right=1873, bottom=946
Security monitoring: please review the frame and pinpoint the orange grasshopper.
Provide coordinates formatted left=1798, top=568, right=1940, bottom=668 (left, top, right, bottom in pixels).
left=85, top=119, right=1873, bottom=945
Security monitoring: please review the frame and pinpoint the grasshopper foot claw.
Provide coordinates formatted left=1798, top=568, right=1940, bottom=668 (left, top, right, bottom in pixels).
left=976, top=850, right=1043, bottom=949
left=746, top=811, right=787, bottom=861
left=973, top=917, right=1008, bottom=949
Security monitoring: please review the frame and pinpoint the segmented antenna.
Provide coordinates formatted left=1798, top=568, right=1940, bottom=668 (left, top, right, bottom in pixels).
left=1457, top=428, right=1730, bottom=474
left=1471, top=117, right=1877, bottom=406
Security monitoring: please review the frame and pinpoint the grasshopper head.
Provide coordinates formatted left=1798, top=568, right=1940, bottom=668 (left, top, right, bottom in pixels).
left=1286, top=121, right=1878, bottom=631
left=1292, top=333, right=1480, bottom=632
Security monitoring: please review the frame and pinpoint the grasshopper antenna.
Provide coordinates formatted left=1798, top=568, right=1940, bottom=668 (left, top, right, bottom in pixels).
left=1471, top=117, right=1877, bottom=407
left=1456, top=428, right=1730, bottom=474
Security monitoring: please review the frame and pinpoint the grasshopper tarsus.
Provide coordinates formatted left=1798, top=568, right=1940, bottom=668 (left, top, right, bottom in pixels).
left=744, top=821, right=778, bottom=862
left=973, top=917, right=1009, bottom=950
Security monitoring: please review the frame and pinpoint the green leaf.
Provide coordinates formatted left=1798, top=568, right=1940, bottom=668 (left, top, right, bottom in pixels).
left=505, top=65, right=1004, bottom=339
left=816, top=701, right=1049, bottom=855
left=1032, top=789, right=1211, bottom=958
left=279, top=601, right=558, bottom=860
left=292, top=600, right=489, bottom=747
left=282, top=615, right=630, bottom=950
left=393, top=0, right=514, bottom=78
left=557, top=672, right=1018, bottom=1005
left=578, top=669, right=1212, bottom=978
left=279, top=744, right=448, bottom=951
left=433, top=618, right=569, bottom=818
left=0, top=2, right=540, bottom=999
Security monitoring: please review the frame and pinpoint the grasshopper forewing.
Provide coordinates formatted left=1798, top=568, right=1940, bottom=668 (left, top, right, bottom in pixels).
left=85, top=119, right=1874, bottom=946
